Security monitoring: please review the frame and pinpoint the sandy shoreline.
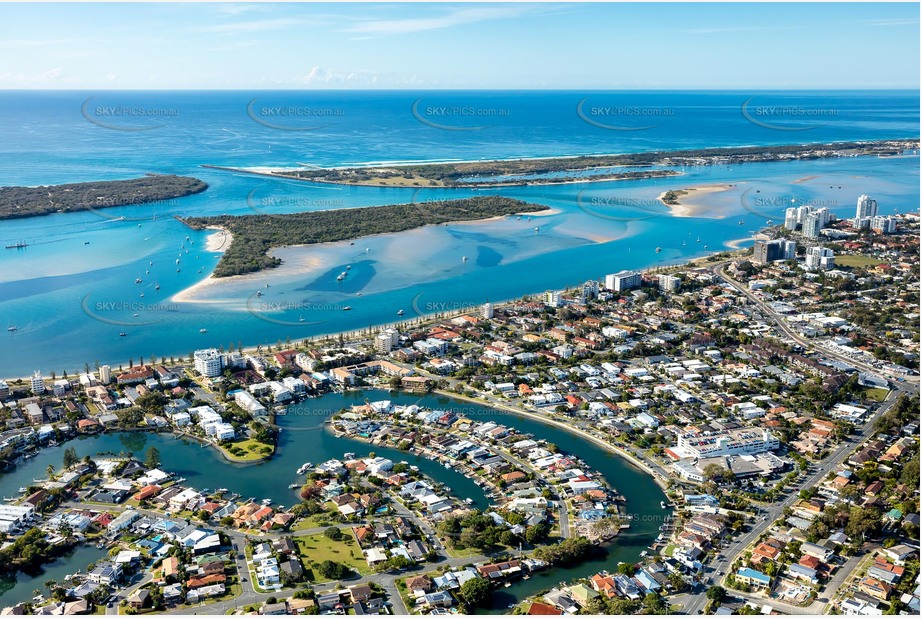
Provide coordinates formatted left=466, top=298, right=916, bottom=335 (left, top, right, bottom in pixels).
left=658, top=183, right=737, bottom=218
left=173, top=209, right=560, bottom=304
left=205, top=227, right=232, bottom=253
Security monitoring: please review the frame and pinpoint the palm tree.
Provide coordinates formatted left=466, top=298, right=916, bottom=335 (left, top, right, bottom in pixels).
left=45, top=464, right=55, bottom=479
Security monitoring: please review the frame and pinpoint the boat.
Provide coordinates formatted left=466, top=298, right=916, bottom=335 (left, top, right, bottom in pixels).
left=261, top=498, right=272, bottom=506
left=342, top=306, right=352, bottom=311
left=139, top=292, right=144, bottom=298
left=655, top=247, right=662, bottom=253
left=18, top=487, right=26, bottom=493
left=289, top=483, right=300, bottom=489
left=175, top=258, right=180, bottom=264
left=155, top=283, right=160, bottom=290
left=344, top=452, right=355, bottom=459
left=346, top=265, right=351, bottom=270
left=462, top=256, right=468, bottom=262
left=256, top=291, right=262, bottom=297
left=534, top=227, right=539, bottom=233
left=133, top=313, right=139, bottom=317
left=119, top=332, right=127, bottom=337
left=397, top=309, right=404, bottom=316
left=5, top=242, right=27, bottom=249
left=84, top=241, right=90, bottom=245
left=6, top=326, right=16, bottom=332
left=298, top=316, right=305, bottom=322
left=661, top=501, right=668, bottom=509
left=135, top=278, right=142, bottom=284
left=297, top=463, right=312, bottom=475
left=199, top=328, right=207, bottom=334
left=215, top=488, right=228, bottom=494
left=336, top=274, right=345, bottom=281
left=696, top=236, right=701, bottom=243
left=504, top=582, right=511, bottom=588
left=738, top=219, right=745, bottom=225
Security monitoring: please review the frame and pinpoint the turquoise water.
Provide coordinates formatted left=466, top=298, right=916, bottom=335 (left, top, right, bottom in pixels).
left=0, top=91, right=917, bottom=376
left=0, top=389, right=667, bottom=607
left=0, top=544, right=108, bottom=607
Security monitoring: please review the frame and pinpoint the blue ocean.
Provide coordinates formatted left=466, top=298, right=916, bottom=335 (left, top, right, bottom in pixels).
left=0, top=90, right=917, bottom=376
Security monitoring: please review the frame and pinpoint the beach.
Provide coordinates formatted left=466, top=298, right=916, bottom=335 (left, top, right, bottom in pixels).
left=205, top=227, right=232, bottom=252
left=659, top=183, right=739, bottom=218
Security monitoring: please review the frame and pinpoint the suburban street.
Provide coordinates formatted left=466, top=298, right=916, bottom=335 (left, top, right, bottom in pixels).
left=675, top=263, right=919, bottom=615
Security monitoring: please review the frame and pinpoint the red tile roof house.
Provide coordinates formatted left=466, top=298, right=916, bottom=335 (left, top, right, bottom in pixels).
left=528, top=601, right=563, bottom=615
left=134, top=485, right=162, bottom=501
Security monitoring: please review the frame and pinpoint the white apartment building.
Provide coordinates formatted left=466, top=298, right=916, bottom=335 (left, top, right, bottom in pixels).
left=193, top=349, right=224, bottom=378
left=607, top=270, right=642, bottom=292
left=805, top=246, right=835, bottom=271
left=30, top=371, right=44, bottom=394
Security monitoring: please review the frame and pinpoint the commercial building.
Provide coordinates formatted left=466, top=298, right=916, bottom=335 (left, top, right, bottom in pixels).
left=674, top=427, right=780, bottom=459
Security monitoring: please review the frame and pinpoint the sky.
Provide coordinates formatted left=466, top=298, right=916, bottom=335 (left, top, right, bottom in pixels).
left=0, top=2, right=918, bottom=89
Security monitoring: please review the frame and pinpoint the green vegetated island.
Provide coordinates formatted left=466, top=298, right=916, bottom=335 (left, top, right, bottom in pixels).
left=0, top=175, right=208, bottom=220
left=203, top=138, right=916, bottom=188
left=181, top=196, right=549, bottom=277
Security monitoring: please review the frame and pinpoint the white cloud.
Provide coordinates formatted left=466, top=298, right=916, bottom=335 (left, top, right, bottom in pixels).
left=344, top=6, right=532, bottom=36
left=34, top=68, right=63, bottom=82
left=192, top=18, right=310, bottom=35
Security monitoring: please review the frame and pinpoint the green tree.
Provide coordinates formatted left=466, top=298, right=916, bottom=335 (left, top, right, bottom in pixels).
left=144, top=446, right=161, bottom=469
left=460, top=576, right=492, bottom=608
left=324, top=527, right=343, bottom=541
left=62, top=447, right=78, bottom=470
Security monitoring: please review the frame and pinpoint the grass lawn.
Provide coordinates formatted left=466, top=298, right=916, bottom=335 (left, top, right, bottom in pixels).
left=864, top=387, right=890, bottom=402
left=836, top=254, right=883, bottom=268
left=662, top=544, right=677, bottom=557
left=220, top=438, right=273, bottom=462
left=290, top=512, right=337, bottom=531
left=442, top=544, right=483, bottom=559
left=294, top=531, right=370, bottom=581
